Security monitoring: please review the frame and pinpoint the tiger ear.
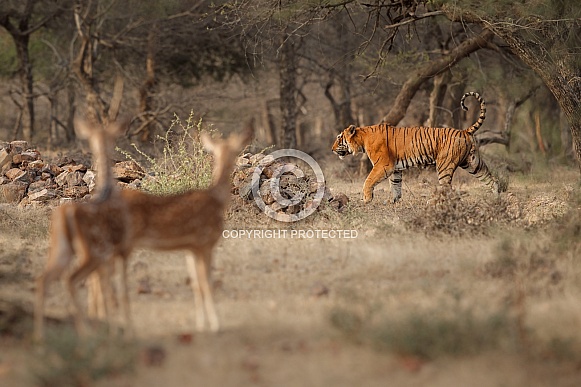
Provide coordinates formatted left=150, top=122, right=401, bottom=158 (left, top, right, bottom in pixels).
left=348, top=125, right=357, bottom=136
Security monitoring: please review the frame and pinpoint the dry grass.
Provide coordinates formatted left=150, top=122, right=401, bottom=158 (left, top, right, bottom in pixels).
left=1, top=160, right=581, bottom=386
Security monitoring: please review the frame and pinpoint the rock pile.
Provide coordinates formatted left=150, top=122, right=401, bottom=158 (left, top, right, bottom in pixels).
left=231, top=152, right=348, bottom=216
left=0, top=140, right=144, bottom=206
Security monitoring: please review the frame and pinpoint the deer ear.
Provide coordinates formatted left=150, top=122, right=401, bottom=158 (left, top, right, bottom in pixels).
left=201, top=132, right=216, bottom=153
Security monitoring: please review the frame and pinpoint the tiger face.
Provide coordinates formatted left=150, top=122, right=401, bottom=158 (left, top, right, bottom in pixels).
left=332, top=125, right=361, bottom=159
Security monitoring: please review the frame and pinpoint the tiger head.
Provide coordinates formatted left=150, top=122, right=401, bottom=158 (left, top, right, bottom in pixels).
left=332, top=125, right=363, bottom=159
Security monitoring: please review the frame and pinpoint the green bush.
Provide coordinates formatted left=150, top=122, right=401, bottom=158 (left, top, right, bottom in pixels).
left=119, top=111, right=214, bottom=195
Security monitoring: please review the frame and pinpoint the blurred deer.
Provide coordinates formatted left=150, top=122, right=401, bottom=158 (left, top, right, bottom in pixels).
left=34, top=117, right=129, bottom=341
left=34, top=121, right=253, bottom=340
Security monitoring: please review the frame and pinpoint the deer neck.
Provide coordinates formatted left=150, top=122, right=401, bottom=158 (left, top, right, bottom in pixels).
left=208, top=155, right=235, bottom=204
left=92, top=154, right=117, bottom=201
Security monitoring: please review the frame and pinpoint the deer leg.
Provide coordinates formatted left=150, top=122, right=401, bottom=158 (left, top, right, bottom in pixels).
left=34, top=213, right=74, bottom=342
left=67, top=257, right=103, bottom=336
left=186, top=252, right=206, bottom=331
left=196, top=249, right=219, bottom=332
left=119, top=256, right=134, bottom=337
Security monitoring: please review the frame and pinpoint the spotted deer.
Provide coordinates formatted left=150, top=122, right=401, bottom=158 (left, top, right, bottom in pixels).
left=34, top=117, right=129, bottom=341
left=34, top=124, right=253, bottom=340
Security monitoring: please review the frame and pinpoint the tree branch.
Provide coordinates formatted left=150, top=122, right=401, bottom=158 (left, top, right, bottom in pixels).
left=380, top=29, right=494, bottom=125
left=384, top=10, right=444, bottom=30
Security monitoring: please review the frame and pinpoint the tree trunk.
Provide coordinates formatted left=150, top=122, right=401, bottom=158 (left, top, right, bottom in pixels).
left=490, top=27, right=581, bottom=174
left=14, top=33, right=34, bottom=142
left=324, top=75, right=355, bottom=131
left=279, top=35, right=298, bottom=149
left=381, top=30, right=494, bottom=125
left=138, top=25, right=158, bottom=142
left=426, top=71, right=449, bottom=127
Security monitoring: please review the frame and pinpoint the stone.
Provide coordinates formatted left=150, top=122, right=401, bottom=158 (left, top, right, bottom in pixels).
left=28, top=179, right=49, bottom=193
left=238, top=175, right=256, bottom=200
left=236, top=156, right=251, bottom=168
left=0, top=182, right=28, bottom=203
left=113, top=161, right=145, bottom=182
left=5, top=168, right=34, bottom=184
left=55, top=170, right=85, bottom=187
left=13, top=150, right=39, bottom=164
left=257, top=154, right=275, bottom=168
left=26, top=159, right=45, bottom=172
left=63, top=163, right=87, bottom=173
left=27, top=188, right=57, bottom=202
left=0, top=148, right=11, bottom=170
left=9, top=141, right=28, bottom=154
left=83, top=170, right=97, bottom=192
left=259, top=179, right=276, bottom=205
left=41, top=163, right=63, bottom=177
left=248, top=153, right=265, bottom=164
left=5, top=168, right=24, bottom=180
left=63, top=185, right=89, bottom=198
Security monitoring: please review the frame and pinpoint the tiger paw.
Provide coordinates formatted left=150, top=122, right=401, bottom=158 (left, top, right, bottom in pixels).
left=363, top=192, right=374, bottom=204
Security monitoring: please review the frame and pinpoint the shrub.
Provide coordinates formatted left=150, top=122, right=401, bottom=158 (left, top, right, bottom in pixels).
left=118, top=111, right=214, bottom=196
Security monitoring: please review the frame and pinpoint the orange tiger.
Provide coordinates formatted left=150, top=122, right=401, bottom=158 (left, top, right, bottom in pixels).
left=332, top=92, right=499, bottom=203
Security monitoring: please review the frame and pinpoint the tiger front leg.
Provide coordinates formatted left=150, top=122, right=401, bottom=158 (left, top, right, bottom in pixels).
left=362, top=164, right=393, bottom=204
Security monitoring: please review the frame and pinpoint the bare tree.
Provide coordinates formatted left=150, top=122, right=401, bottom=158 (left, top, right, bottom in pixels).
left=0, top=0, right=63, bottom=141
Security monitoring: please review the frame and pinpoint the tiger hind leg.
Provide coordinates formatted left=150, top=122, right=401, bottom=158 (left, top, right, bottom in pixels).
left=462, top=152, right=499, bottom=195
left=389, top=170, right=402, bottom=203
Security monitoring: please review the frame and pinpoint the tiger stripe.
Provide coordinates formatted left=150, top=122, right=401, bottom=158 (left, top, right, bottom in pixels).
left=332, top=92, right=499, bottom=203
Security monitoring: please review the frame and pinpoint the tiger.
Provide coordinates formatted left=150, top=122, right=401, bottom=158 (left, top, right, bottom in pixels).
left=332, top=92, right=499, bottom=204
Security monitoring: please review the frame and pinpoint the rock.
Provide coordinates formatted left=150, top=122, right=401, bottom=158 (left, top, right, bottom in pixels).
left=9, top=141, right=28, bottom=154
left=5, top=168, right=24, bottom=181
left=329, top=192, right=349, bottom=212
left=5, top=168, right=34, bottom=184
left=113, top=161, right=145, bottom=182
left=248, top=153, right=265, bottom=164
left=28, top=180, right=49, bottom=193
left=236, top=156, right=251, bottom=168
left=41, top=163, right=63, bottom=177
left=25, top=159, right=45, bottom=172
left=63, top=163, right=87, bottom=173
left=259, top=179, right=276, bottom=205
left=0, top=148, right=11, bottom=170
left=63, top=185, right=89, bottom=198
left=13, top=150, right=39, bottom=164
left=83, top=170, right=97, bottom=192
left=0, top=182, right=28, bottom=203
left=55, top=170, right=84, bottom=187
left=27, top=188, right=57, bottom=202
left=258, top=154, right=275, bottom=168
left=238, top=175, right=256, bottom=200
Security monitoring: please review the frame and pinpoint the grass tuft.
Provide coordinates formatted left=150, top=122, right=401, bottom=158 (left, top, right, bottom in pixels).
left=31, top=327, right=137, bottom=387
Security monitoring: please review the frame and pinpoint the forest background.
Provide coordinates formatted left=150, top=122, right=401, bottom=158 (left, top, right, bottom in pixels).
left=0, top=0, right=580, bottom=172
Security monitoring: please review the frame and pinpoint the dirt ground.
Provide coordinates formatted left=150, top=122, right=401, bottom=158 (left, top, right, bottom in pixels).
left=1, top=157, right=581, bottom=386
